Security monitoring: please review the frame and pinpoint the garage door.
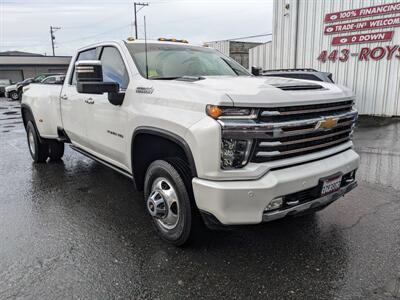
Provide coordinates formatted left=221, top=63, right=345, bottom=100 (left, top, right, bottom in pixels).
left=0, top=70, right=23, bottom=83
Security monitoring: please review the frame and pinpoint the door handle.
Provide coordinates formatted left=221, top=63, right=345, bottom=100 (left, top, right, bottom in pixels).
left=60, top=94, right=68, bottom=100
left=85, top=98, right=94, bottom=104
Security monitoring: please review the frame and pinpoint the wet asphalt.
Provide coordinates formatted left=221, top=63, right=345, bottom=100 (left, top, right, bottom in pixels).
left=0, top=97, right=399, bottom=300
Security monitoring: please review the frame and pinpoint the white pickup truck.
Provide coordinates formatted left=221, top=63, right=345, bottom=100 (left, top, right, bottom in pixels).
left=21, top=39, right=359, bottom=245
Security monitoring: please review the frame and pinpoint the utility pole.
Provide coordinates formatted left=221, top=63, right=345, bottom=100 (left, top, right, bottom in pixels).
left=134, top=2, right=148, bottom=39
left=50, top=26, right=61, bottom=56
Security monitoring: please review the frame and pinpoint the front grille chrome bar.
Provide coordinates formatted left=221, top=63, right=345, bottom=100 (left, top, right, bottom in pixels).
left=258, top=128, right=353, bottom=147
left=261, top=104, right=353, bottom=116
left=256, top=137, right=351, bottom=157
left=219, top=109, right=358, bottom=138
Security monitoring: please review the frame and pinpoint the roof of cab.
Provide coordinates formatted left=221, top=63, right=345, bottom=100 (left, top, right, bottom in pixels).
left=124, top=39, right=200, bottom=47
left=76, top=39, right=205, bottom=53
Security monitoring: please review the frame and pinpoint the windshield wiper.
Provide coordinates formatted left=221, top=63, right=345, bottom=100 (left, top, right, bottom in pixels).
left=149, top=76, right=181, bottom=80
left=149, top=76, right=205, bottom=82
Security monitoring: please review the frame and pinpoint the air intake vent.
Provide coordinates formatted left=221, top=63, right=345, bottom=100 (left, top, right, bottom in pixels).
left=273, top=84, right=324, bottom=91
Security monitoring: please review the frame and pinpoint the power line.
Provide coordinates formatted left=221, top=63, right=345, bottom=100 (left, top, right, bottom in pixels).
left=57, top=24, right=132, bottom=45
left=208, top=33, right=272, bottom=43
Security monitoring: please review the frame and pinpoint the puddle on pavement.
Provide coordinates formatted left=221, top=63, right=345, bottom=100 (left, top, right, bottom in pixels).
left=3, top=111, right=18, bottom=115
left=357, top=148, right=400, bottom=191
left=371, top=277, right=400, bottom=298
left=0, top=117, right=21, bottom=121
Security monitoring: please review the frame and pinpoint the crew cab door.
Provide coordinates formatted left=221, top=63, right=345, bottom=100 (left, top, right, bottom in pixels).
left=61, top=48, right=98, bottom=148
left=84, top=46, right=130, bottom=168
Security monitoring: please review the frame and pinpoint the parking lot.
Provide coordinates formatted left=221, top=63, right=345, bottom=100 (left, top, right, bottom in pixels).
left=0, top=96, right=399, bottom=299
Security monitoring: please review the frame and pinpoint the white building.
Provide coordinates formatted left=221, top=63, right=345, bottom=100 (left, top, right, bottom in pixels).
left=205, top=41, right=262, bottom=69
left=250, top=0, right=400, bottom=116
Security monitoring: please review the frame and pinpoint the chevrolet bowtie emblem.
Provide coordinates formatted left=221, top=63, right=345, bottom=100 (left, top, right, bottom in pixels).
left=316, top=117, right=338, bottom=130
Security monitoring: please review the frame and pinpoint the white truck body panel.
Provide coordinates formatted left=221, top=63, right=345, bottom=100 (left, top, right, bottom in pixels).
left=22, top=83, right=63, bottom=139
left=21, top=39, right=360, bottom=226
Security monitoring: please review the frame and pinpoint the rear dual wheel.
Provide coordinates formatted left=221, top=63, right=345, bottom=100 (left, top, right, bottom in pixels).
left=26, top=121, right=64, bottom=163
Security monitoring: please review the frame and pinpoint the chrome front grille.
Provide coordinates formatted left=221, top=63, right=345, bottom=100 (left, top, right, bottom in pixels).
left=259, top=100, right=354, bottom=121
left=219, top=99, right=357, bottom=164
left=253, top=101, right=356, bottom=162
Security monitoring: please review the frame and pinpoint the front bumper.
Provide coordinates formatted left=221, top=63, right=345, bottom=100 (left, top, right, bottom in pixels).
left=192, top=149, right=359, bottom=225
left=262, top=180, right=357, bottom=222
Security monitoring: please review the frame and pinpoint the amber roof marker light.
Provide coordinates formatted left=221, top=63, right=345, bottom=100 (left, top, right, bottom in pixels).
left=158, top=38, right=189, bottom=43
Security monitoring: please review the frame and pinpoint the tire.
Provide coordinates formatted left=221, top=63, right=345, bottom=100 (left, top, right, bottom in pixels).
left=48, top=141, right=65, bottom=161
left=26, top=121, right=49, bottom=163
left=10, top=91, right=19, bottom=101
left=144, top=159, right=202, bottom=246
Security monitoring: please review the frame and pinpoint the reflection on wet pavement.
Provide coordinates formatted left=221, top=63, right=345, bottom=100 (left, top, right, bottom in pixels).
left=0, top=100, right=23, bottom=134
left=354, top=117, right=400, bottom=191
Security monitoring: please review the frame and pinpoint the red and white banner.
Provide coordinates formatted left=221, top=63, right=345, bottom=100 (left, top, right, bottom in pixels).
left=325, top=2, right=400, bottom=23
left=325, top=16, right=400, bottom=34
left=331, top=31, right=394, bottom=46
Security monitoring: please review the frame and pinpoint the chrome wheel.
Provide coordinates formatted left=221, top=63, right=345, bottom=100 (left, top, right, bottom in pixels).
left=147, top=177, right=180, bottom=230
left=28, top=128, right=35, bottom=155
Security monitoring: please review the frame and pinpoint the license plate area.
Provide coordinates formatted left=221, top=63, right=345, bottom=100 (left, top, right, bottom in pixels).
left=320, top=173, right=342, bottom=197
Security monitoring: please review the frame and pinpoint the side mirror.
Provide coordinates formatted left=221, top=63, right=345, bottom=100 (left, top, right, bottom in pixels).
left=75, top=60, right=124, bottom=105
left=76, top=60, right=103, bottom=83
left=251, top=66, right=262, bottom=76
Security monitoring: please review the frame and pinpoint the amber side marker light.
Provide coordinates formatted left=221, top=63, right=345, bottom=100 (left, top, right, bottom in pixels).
left=206, top=105, right=222, bottom=119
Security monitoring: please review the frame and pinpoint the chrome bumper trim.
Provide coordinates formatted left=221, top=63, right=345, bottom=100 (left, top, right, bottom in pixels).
left=262, top=181, right=357, bottom=222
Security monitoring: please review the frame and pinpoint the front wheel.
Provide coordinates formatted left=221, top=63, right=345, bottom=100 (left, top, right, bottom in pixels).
left=26, top=121, right=49, bottom=163
left=144, top=159, right=200, bottom=246
left=9, top=91, right=19, bottom=101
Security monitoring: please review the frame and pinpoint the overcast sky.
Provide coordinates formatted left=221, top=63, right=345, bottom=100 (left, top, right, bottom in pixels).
left=0, top=0, right=273, bottom=56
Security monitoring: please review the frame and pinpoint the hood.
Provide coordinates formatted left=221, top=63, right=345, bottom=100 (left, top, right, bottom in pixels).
left=5, top=84, right=17, bottom=91
left=189, top=76, right=354, bottom=107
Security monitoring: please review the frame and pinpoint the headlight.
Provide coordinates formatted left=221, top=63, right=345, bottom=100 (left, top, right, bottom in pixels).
left=221, top=138, right=253, bottom=169
left=206, top=105, right=258, bottom=119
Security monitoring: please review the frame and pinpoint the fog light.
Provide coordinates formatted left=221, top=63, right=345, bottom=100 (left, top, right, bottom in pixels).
left=221, top=139, right=252, bottom=169
left=265, top=197, right=283, bottom=211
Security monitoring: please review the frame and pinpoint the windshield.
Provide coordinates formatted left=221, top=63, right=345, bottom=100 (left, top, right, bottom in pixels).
left=126, top=43, right=250, bottom=79
left=33, top=75, right=47, bottom=82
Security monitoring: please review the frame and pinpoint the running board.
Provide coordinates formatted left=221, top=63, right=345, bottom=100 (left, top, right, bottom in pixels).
left=70, top=145, right=133, bottom=179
